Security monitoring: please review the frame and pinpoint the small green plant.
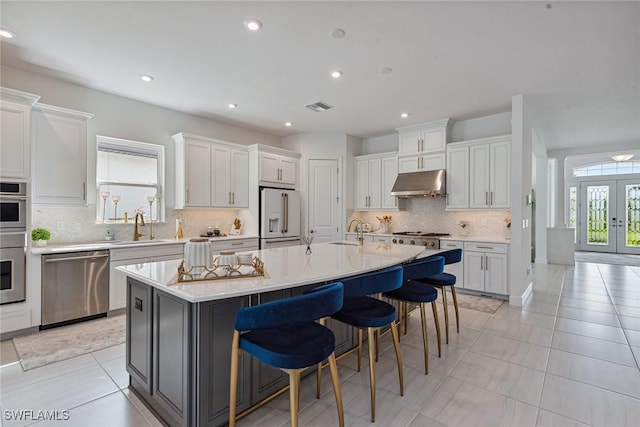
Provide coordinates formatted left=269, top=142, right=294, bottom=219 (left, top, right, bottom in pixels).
left=31, top=227, right=51, bottom=241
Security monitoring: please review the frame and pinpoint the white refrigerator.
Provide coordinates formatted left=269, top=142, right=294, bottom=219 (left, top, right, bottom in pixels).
left=260, top=188, right=301, bottom=249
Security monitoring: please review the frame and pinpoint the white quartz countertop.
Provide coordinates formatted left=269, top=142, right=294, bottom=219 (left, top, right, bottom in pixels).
left=31, top=234, right=259, bottom=255
left=116, top=241, right=430, bottom=303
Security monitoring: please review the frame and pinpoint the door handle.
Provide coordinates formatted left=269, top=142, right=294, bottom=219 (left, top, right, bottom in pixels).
left=284, top=193, right=289, bottom=233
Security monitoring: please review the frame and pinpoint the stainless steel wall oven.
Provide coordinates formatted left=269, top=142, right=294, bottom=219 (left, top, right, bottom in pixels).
left=0, top=180, right=28, bottom=305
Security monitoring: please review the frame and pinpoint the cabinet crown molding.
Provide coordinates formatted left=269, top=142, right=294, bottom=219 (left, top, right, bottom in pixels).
left=448, top=134, right=511, bottom=147
left=1, top=87, right=41, bottom=105
left=354, top=151, right=398, bottom=160
left=395, top=118, right=452, bottom=133
left=33, top=102, right=93, bottom=120
left=247, top=143, right=301, bottom=158
left=171, top=132, right=246, bottom=150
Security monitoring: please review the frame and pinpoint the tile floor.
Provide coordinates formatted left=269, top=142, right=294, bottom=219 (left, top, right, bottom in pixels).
left=1, top=259, right=639, bottom=426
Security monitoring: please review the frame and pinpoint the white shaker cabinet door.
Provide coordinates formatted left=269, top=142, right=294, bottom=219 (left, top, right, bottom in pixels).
left=463, top=251, right=484, bottom=291
left=279, top=156, right=297, bottom=186
left=1, top=101, right=31, bottom=179
left=489, top=140, right=511, bottom=209
left=446, top=145, right=469, bottom=209
left=469, top=144, right=490, bottom=209
left=185, top=140, right=212, bottom=207
left=484, top=253, right=508, bottom=294
left=381, top=155, right=398, bottom=209
left=230, top=149, right=249, bottom=207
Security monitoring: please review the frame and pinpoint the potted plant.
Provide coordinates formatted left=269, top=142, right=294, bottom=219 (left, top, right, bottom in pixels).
left=31, top=227, right=51, bottom=247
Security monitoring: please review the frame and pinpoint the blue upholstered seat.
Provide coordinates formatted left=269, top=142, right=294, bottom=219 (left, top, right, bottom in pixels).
left=420, top=249, right=463, bottom=344
left=229, top=282, right=345, bottom=427
left=320, top=266, right=404, bottom=423
left=383, top=256, right=444, bottom=374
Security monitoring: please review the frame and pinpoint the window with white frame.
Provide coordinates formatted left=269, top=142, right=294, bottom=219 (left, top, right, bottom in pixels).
left=96, top=136, right=164, bottom=224
left=573, top=161, right=640, bottom=177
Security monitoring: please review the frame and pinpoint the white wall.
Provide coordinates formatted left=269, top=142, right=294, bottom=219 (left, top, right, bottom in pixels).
left=450, top=112, right=512, bottom=142
left=362, top=134, right=397, bottom=154
left=510, top=95, right=534, bottom=306
left=532, top=129, right=548, bottom=264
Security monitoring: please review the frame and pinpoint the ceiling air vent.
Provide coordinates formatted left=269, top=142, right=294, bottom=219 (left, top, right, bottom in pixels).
left=305, top=101, right=333, bottom=112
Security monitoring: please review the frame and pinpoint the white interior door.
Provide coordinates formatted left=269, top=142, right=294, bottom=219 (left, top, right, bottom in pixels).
left=616, top=180, right=640, bottom=255
left=579, top=181, right=616, bottom=253
left=308, top=159, right=340, bottom=243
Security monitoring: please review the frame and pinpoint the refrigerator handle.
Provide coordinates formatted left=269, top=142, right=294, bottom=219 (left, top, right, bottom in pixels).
left=281, top=193, right=286, bottom=234
left=284, top=193, right=289, bottom=233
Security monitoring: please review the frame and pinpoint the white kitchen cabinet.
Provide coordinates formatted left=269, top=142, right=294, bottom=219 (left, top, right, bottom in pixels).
left=0, top=88, right=39, bottom=179
left=32, top=103, right=93, bottom=205
left=439, top=240, right=464, bottom=284
left=398, top=152, right=445, bottom=173
left=173, top=133, right=249, bottom=208
left=210, top=237, right=259, bottom=253
left=355, top=152, right=398, bottom=210
left=259, top=152, right=298, bottom=187
left=396, top=118, right=452, bottom=156
left=445, top=145, right=469, bottom=209
left=109, top=243, right=184, bottom=311
left=463, top=241, right=508, bottom=295
left=469, top=136, right=510, bottom=209
left=446, top=135, right=510, bottom=211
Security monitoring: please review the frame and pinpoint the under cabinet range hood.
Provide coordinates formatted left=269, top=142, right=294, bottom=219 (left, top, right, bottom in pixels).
left=390, top=170, right=446, bottom=198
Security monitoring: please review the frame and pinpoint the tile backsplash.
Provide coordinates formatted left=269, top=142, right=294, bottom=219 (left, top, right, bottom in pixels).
left=31, top=206, right=254, bottom=244
left=348, top=197, right=510, bottom=239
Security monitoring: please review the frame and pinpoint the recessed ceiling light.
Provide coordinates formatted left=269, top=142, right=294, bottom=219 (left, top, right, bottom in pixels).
left=0, top=29, right=15, bottom=39
left=228, top=103, right=238, bottom=109
left=401, top=112, right=410, bottom=118
left=285, top=122, right=293, bottom=127
left=611, top=154, right=634, bottom=162
left=380, top=67, right=393, bottom=74
left=330, top=28, right=346, bottom=39
left=139, top=74, right=154, bottom=82
left=244, top=19, right=262, bottom=31
left=330, top=70, right=343, bottom=79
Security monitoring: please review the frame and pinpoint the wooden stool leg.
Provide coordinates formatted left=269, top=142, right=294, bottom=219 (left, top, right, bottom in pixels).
left=419, top=303, right=429, bottom=374
left=451, top=286, right=460, bottom=333
left=327, top=353, right=345, bottom=427
left=389, top=321, right=404, bottom=396
left=431, top=301, right=442, bottom=357
left=367, top=327, right=377, bottom=422
left=441, top=287, right=449, bottom=344
left=228, top=331, right=240, bottom=427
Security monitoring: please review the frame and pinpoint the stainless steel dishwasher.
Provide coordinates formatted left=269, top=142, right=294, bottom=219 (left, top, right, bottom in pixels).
left=41, top=250, right=110, bottom=328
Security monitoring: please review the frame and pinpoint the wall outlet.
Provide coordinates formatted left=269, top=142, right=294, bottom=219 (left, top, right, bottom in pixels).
left=56, top=220, right=64, bottom=230
left=526, top=266, right=532, bottom=275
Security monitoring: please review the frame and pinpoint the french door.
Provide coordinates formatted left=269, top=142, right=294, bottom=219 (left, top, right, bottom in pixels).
left=579, top=179, right=640, bottom=254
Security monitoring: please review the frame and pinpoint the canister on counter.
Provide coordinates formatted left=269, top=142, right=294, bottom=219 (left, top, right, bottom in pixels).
left=184, top=238, right=212, bottom=276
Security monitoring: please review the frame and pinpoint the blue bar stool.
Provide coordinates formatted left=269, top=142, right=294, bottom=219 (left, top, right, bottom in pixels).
left=229, top=282, right=345, bottom=427
left=419, top=249, right=462, bottom=344
left=383, top=256, right=444, bottom=374
left=317, top=266, right=404, bottom=423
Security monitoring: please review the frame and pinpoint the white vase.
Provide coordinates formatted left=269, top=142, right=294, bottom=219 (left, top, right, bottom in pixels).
left=184, top=238, right=212, bottom=276
left=34, top=239, right=48, bottom=247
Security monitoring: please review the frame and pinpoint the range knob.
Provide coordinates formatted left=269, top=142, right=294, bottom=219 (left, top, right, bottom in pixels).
left=409, top=239, right=416, bottom=245
left=398, top=239, right=404, bottom=244
left=427, top=241, right=436, bottom=247
left=392, top=239, right=398, bottom=244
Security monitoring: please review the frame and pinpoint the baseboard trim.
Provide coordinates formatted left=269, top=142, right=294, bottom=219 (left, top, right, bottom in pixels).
left=509, top=282, right=533, bottom=307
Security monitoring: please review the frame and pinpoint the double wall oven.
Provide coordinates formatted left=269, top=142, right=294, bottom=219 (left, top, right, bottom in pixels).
left=0, top=181, right=27, bottom=304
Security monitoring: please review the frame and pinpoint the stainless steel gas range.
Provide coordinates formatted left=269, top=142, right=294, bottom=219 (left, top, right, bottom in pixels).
left=391, top=232, right=451, bottom=249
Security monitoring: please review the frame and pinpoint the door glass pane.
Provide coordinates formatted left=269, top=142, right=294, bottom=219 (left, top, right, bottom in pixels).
left=587, top=185, right=609, bottom=245
left=626, top=184, right=640, bottom=248
left=569, top=187, right=577, bottom=228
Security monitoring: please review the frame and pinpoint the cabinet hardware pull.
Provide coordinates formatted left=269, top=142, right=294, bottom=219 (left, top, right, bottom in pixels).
left=229, top=192, right=232, bottom=205
left=480, top=256, right=483, bottom=270
left=231, top=242, right=244, bottom=246
left=83, top=182, right=86, bottom=201
left=476, top=246, right=494, bottom=249
left=186, top=190, right=189, bottom=203
left=490, top=191, right=494, bottom=206
left=485, top=192, right=489, bottom=206
left=232, top=192, right=235, bottom=205
left=417, top=140, right=420, bottom=152
left=485, top=255, right=489, bottom=270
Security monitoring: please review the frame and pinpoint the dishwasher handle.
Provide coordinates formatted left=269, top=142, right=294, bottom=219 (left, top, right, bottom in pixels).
left=44, top=253, right=110, bottom=263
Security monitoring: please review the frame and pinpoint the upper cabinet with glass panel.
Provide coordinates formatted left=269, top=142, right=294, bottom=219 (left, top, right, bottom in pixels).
left=96, top=136, right=164, bottom=224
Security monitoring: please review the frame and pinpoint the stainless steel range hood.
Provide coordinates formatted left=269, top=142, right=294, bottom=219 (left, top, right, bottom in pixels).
left=390, top=170, right=446, bottom=198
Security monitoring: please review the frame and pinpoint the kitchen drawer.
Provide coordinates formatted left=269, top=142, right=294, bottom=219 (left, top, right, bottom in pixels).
left=463, top=242, right=507, bottom=254
left=211, top=238, right=259, bottom=252
left=373, top=236, right=392, bottom=243
left=440, top=240, right=463, bottom=250
left=110, top=243, right=184, bottom=261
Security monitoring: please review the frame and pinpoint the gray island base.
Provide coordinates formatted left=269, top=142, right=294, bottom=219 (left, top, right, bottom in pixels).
left=119, top=242, right=432, bottom=426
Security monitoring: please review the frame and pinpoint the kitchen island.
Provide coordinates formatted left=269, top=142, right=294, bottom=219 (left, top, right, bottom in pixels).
left=117, top=241, right=427, bottom=427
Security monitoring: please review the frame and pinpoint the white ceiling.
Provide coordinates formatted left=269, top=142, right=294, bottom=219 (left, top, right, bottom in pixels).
left=1, top=1, right=638, bottom=150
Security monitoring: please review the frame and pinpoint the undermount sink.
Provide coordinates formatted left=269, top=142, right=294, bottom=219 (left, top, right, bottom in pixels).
left=329, top=241, right=359, bottom=246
